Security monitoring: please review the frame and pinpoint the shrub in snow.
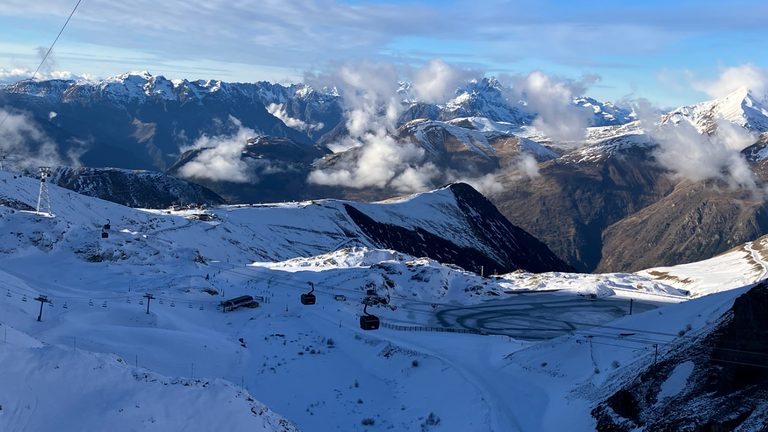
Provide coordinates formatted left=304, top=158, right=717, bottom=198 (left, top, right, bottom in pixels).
left=611, top=360, right=620, bottom=369
left=361, top=418, right=375, bottom=425
left=412, top=360, right=419, bottom=367
left=421, top=412, right=441, bottom=429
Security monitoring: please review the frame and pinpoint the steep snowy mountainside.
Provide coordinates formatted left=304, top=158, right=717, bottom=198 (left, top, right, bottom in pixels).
left=562, top=132, right=655, bottom=163
left=0, top=324, right=298, bottom=432
left=661, top=87, right=768, bottom=134
left=0, top=170, right=569, bottom=275
left=2, top=71, right=327, bottom=113
left=48, top=166, right=226, bottom=208
left=399, top=118, right=558, bottom=165
left=440, top=78, right=533, bottom=125
left=742, top=132, right=768, bottom=162
left=396, top=78, right=634, bottom=129
left=574, top=97, right=635, bottom=127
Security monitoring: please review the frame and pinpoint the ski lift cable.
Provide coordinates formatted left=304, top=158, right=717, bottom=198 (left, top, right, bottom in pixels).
left=0, top=0, right=84, bottom=130
left=8, top=279, right=768, bottom=359
left=710, top=358, right=768, bottom=370
left=588, top=340, right=651, bottom=351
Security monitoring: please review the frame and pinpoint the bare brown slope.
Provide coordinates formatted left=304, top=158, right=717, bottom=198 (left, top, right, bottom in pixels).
left=596, top=180, right=768, bottom=272
left=491, top=146, right=675, bottom=272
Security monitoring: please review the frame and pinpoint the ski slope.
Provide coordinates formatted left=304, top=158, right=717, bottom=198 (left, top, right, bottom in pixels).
left=1, top=169, right=765, bottom=431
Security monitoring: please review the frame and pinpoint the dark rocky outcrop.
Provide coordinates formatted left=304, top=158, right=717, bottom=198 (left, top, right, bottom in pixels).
left=49, top=167, right=225, bottom=208
left=592, top=282, right=768, bottom=432
left=345, top=183, right=573, bottom=274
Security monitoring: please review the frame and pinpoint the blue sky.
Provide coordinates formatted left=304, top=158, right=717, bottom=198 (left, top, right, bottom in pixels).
left=0, top=0, right=767, bottom=107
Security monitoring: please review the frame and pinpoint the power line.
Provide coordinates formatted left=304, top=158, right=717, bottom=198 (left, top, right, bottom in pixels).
left=0, top=0, right=83, bottom=130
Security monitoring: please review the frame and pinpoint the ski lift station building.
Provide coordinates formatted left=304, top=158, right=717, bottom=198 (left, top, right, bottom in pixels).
left=218, top=295, right=258, bottom=312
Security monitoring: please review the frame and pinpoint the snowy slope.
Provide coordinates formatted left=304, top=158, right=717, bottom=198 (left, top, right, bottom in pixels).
left=0, top=324, right=298, bottom=432
left=661, top=87, right=768, bottom=134
left=639, top=237, right=768, bottom=297
left=0, top=170, right=568, bottom=276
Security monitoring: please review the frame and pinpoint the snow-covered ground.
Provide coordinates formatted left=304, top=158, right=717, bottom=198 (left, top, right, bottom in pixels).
left=1, top=169, right=766, bottom=431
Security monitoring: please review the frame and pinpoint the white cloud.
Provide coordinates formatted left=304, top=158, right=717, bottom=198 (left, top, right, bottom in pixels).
left=307, top=61, right=446, bottom=192
left=690, top=64, right=768, bottom=99
left=409, top=58, right=479, bottom=104
left=309, top=132, right=440, bottom=193
left=651, top=119, right=759, bottom=190
left=177, top=117, right=258, bottom=183
left=454, top=152, right=541, bottom=197
left=266, top=103, right=324, bottom=133
left=0, top=68, right=79, bottom=83
left=500, top=71, right=599, bottom=142
left=307, top=60, right=401, bottom=137
left=0, top=109, right=77, bottom=168
left=1, top=0, right=742, bottom=86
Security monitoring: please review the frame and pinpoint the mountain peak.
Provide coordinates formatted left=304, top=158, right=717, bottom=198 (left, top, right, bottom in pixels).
left=109, top=70, right=153, bottom=82
left=662, top=85, right=768, bottom=134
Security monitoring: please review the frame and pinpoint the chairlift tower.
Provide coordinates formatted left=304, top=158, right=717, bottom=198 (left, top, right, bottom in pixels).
left=0, top=149, right=4, bottom=170
left=37, top=167, right=52, bottom=215
left=34, top=295, right=52, bottom=322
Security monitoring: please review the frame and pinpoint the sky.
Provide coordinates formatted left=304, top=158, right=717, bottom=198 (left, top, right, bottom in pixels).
left=1, top=0, right=768, bottom=107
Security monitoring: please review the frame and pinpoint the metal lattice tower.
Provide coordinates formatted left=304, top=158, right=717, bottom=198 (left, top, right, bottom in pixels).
left=37, top=167, right=52, bottom=215
left=0, top=149, right=4, bottom=170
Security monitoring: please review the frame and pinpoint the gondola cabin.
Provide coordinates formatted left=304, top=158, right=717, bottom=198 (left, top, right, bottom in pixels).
left=359, top=304, right=380, bottom=331
left=360, top=314, right=380, bottom=330
left=301, top=281, right=316, bottom=305
left=300, top=293, right=316, bottom=305
left=101, top=231, right=109, bottom=238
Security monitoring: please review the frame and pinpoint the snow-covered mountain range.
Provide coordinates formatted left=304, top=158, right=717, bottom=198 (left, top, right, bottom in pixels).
left=4, top=72, right=768, bottom=275
left=661, top=87, right=768, bottom=134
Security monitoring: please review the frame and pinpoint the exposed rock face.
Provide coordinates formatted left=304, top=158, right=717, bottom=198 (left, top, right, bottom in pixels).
left=492, top=144, right=675, bottom=272
left=592, top=282, right=768, bottom=432
left=345, top=183, right=573, bottom=274
left=596, top=180, right=768, bottom=272
left=49, top=167, right=225, bottom=208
